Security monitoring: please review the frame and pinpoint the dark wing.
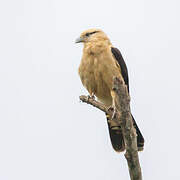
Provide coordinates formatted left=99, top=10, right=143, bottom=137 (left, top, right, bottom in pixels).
left=111, top=47, right=145, bottom=150
left=111, top=47, right=129, bottom=93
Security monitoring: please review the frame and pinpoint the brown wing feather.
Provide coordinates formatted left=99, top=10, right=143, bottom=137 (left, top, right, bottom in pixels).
left=110, top=47, right=144, bottom=151
left=111, top=47, right=129, bottom=92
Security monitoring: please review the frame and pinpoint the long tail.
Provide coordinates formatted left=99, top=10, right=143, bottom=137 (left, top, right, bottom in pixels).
left=106, top=113, right=144, bottom=152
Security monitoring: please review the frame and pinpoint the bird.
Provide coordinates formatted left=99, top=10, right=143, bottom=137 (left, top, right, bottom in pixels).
left=75, top=28, right=144, bottom=152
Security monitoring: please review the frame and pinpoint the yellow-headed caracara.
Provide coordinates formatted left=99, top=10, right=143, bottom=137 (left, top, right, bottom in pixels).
left=76, top=29, right=144, bottom=152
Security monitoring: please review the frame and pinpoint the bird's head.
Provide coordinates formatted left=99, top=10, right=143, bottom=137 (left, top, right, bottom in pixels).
left=75, top=28, right=110, bottom=44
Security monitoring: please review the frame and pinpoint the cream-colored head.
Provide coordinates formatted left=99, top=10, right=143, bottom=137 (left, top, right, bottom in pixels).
left=75, top=28, right=110, bottom=44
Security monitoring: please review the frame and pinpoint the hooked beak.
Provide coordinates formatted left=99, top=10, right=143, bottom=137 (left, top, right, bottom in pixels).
left=75, top=37, right=84, bottom=43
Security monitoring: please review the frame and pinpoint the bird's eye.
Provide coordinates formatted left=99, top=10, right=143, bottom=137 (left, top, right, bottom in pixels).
left=85, top=33, right=90, bottom=37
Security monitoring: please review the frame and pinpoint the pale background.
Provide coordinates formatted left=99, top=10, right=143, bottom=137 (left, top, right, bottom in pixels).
left=0, top=0, right=180, bottom=179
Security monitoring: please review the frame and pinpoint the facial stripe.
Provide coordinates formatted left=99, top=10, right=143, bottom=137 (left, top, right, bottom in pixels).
left=85, top=31, right=99, bottom=37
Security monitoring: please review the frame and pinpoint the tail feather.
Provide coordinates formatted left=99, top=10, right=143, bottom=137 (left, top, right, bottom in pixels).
left=131, top=115, right=144, bottom=151
left=106, top=113, right=144, bottom=152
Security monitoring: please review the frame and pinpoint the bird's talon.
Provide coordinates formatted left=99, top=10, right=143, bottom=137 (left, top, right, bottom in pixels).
left=87, top=93, right=95, bottom=100
left=91, top=95, right=95, bottom=100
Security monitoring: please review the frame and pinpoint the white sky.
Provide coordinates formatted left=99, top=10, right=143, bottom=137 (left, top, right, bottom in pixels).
left=0, top=0, right=180, bottom=179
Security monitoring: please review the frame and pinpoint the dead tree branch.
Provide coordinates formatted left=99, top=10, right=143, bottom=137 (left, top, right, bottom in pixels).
left=79, top=77, right=142, bottom=180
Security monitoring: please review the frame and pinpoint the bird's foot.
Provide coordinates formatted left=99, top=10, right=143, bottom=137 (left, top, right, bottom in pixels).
left=108, top=105, right=121, bottom=132
left=107, top=106, right=114, bottom=112
left=87, top=93, right=95, bottom=100
left=107, top=106, right=117, bottom=120
left=107, top=106, right=120, bottom=130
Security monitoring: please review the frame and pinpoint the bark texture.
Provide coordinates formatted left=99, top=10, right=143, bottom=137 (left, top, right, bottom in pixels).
left=79, top=77, right=142, bottom=180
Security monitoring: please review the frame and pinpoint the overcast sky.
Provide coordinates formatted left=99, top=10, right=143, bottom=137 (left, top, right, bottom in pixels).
left=0, top=0, right=180, bottom=179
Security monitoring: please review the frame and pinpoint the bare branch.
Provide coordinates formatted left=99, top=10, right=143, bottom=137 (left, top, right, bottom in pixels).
left=79, top=95, right=108, bottom=113
left=79, top=77, right=142, bottom=180
left=113, top=77, right=142, bottom=180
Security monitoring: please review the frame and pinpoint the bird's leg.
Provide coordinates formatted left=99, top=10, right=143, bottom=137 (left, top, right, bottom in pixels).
left=107, top=108, right=120, bottom=131
left=110, top=90, right=117, bottom=120
left=111, top=99, right=117, bottom=120
left=106, top=90, right=120, bottom=130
